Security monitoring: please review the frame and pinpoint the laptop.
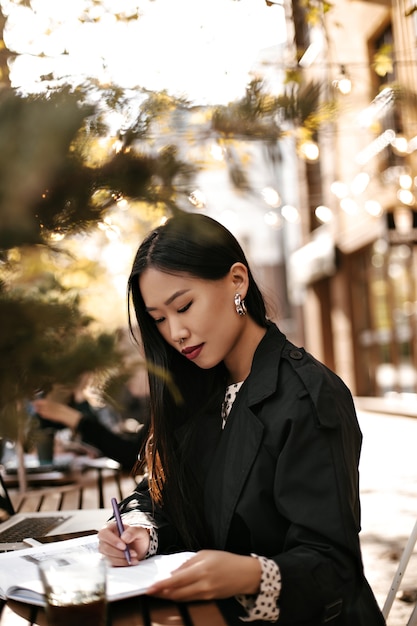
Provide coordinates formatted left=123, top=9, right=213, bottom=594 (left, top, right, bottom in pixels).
left=3, top=455, right=73, bottom=475
left=0, top=472, right=112, bottom=552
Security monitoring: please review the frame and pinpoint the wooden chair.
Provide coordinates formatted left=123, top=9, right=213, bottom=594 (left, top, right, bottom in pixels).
left=12, top=481, right=86, bottom=512
left=79, top=457, right=123, bottom=508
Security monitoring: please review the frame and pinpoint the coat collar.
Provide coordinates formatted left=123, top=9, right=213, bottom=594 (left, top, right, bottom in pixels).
left=245, top=322, right=287, bottom=406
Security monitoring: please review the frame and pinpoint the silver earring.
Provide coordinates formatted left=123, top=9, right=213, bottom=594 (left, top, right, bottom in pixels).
left=234, top=293, right=247, bottom=316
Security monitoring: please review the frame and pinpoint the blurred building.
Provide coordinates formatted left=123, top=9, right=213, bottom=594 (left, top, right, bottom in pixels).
left=285, top=0, right=417, bottom=399
left=137, top=0, right=417, bottom=402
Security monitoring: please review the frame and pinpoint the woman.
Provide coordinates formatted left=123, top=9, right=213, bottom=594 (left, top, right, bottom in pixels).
left=98, top=212, right=385, bottom=625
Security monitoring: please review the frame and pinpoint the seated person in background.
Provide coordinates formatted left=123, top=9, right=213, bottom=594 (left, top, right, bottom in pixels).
left=32, top=373, right=149, bottom=472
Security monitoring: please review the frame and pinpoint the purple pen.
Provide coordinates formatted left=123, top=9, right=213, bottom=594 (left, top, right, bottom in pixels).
left=111, top=497, right=132, bottom=565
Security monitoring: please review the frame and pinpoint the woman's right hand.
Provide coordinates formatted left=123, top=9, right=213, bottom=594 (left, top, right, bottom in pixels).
left=98, top=521, right=150, bottom=567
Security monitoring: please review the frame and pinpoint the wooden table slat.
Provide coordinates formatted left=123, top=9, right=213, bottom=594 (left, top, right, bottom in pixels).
left=187, top=602, right=228, bottom=626
left=147, top=597, right=185, bottom=625
left=109, top=597, right=147, bottom=626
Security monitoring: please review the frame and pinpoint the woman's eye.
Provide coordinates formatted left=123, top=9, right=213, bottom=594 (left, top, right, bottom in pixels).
left=178, top=301, right=192, bottom=314
left=153, top=316, right=165, bottom=325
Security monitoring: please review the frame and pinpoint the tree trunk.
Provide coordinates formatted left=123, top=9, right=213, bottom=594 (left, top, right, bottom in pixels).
left=0, top=7, right=12, bottom=87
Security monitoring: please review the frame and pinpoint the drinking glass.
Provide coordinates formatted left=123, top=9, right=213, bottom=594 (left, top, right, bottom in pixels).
left=38, top=551, right=107, bottom=626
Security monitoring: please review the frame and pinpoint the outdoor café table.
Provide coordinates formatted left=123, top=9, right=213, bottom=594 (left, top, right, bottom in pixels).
left=2, top=454, right=123, bottom=511
left=5, top=595, right=229, bottom=625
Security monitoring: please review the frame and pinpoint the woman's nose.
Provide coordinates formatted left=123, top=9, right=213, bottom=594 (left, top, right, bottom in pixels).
left=169, top=320, right=187, bottom=345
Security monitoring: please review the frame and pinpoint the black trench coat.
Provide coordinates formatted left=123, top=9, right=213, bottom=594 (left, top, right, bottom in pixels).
left=126, top=323, right=386, bottom=626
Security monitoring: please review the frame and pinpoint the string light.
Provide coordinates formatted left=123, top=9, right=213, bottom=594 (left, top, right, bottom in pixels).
left=397, top=189, right=415, bottom=206
left=299, top=140, right=319, bottom=161
left=261, top=186, right=281, bottom=207
left=264, top=210, right=282, bottom=229
left=332, top=65, right=352, bottom=95
left=391, top=135, right=409, bottom=155
left=330, top=181, right=348, bottom=199
left=364, top=200, right=383, bottom=217
left=399, top=173, right=413, bottom=190
left=281, top=204, right=300, bottom=223
left=315, top=205, right=333, bottom=223
left=340, top=198, right=359, bottom=215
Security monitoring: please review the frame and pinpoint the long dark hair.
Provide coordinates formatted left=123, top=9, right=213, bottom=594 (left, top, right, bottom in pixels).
left=128, top=211, right=268, bottom=548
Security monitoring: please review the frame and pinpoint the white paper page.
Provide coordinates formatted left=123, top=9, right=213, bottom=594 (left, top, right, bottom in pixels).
left=0, top=535, right=98, bottom=602
left=106, top=551, right=196, bottom=601
left=0, top=535, right=194, bottom=605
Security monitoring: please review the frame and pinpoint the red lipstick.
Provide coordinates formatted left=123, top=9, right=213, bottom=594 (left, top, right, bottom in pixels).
left=181, top=344, right=204, bottom=360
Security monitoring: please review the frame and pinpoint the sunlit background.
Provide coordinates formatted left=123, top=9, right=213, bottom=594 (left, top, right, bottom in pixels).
left=3, top=0, right=286, bottom=103
left=2, top=0, right=414, bottom=402
left=0, top=0, right=288, bottom=331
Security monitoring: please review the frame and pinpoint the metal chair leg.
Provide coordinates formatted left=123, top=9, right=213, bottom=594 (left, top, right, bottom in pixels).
left=406, top=602, right=417, bottom=626
left=382, top=520, right=417, bottom=620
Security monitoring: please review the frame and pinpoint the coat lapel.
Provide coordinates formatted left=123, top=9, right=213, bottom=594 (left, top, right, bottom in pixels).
left=204, top=400, right=264, bottom=548
left=204, top=324, right=287, bottom=548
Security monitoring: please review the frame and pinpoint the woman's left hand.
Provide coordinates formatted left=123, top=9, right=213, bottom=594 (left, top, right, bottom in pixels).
left=146, top=550, right=261, bottom=601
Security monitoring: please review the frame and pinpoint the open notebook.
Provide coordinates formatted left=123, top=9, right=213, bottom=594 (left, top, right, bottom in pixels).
left=0, top=471, right=111, bottom=552
left=0, top=534, right=195, bottom=606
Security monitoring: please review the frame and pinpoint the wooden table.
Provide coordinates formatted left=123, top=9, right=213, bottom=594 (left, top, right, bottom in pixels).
left=2, top=455, right=124, bottom=511
left=4, top=595, right=229, bottom=625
